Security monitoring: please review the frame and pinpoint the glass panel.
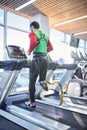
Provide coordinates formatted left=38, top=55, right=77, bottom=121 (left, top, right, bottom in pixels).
left=7, top=28, right=29, bottom=54
left=0, top=9, right=4, bottom=24
left=0, top=26, right=4, bottom=60
left=7, top=12, right=29, bottom=31
left=0, top=69, right=11, bottom=97
left=66, top=34, right=71, bottom=44
left=49, top=28, right=65, bottom=61
left=49, top=28, right=73, bottom=63
left=7, top=28, right=30, bottom=94
left=78, top=39, right=84, bottom=56
left=85, top=41, right=87, bottom=54
left=79, top=39, right=84, bottom=48
left=0, top=15, right=4, bottom=93
left=50, top=28, right=64, bottom=43
left=10, top=68, right=29, bottom=95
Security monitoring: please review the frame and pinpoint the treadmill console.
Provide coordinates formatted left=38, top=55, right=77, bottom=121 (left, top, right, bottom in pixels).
left=6, top=45, right=27, bottom=59
left=52, top=69, right=67, bottom=82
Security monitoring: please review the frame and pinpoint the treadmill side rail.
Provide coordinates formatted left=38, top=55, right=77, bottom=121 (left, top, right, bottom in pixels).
left=0, top=109, right=44, bottom=130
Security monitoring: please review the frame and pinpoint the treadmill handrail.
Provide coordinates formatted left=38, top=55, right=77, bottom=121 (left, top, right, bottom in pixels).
left=36, top=98, right=87, bottom=115
left=0, top=60, right=29, bottom=70
left=48, top=62, right=77, bottom=70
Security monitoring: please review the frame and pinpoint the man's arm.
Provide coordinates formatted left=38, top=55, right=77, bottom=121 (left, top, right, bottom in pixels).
left=47, top=39, right=53, bottom=52
left=28, top=32, right=37, bottom=53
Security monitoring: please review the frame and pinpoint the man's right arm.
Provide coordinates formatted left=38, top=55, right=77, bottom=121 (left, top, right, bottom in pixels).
left=28, top=32, right=37, bottom=53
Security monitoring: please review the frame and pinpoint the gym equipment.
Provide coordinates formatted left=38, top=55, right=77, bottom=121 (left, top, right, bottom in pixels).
left=0, top=45, right=87, bottom=130
left=46, top=61, right=87, bottom=103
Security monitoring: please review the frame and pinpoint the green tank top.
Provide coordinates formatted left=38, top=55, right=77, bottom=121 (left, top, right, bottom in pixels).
left=33, top=30, right=48, bottom=53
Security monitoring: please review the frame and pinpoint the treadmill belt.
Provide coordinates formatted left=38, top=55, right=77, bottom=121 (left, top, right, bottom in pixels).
left=0, top=115, right=27, bottom=130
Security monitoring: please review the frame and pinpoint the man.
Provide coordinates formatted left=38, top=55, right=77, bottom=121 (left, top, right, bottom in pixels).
left=25, top=21, right=53, bottom=108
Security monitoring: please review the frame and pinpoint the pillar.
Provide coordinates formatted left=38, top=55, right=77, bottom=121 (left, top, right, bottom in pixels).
left=30, top=13, right=49, bottom=36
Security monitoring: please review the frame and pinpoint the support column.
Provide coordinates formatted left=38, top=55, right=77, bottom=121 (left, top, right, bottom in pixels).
left=30, top=13, right=49, bottom=36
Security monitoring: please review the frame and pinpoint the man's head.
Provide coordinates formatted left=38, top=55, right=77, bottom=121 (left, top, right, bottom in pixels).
left=30, top=21, right=40, bottom=32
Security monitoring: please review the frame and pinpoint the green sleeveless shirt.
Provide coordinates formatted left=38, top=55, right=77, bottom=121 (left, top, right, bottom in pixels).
left=33, top=30, right=48, bottom=53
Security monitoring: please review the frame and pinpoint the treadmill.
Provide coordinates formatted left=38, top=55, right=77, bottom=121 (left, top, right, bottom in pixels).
left=0, top=45, right=86, bottom=130
left=47, top=63, right=87, bottom=106
left=0, top=59, right=47, bottom=130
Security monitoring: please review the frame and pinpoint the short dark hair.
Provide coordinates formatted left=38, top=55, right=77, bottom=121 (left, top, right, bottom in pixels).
left=30, top=21, right=40, bottom=29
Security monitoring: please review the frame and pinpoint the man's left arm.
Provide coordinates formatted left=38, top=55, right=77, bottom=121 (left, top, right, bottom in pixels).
left=47, top=39, right=53, bottom=52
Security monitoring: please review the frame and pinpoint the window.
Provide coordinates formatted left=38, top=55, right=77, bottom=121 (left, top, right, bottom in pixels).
left=50, top=28, right=64, bottom=43
left=85, top=41, right=87, bottom=50
left=85, top=41, right=87, bottom=55
left=78, top=39, right=85, bottom=55
left=0, top=9, right=4, bottom=24
left=7, top=29, right=29, bottom=94
left=0, top=26, right=4, bottom=60
left=79, top=39, right=84, bottom=48
left=7, top=28, right=29, bottom=53
left=7, top=12, right=29, bottom=31
left=66, top=34, right=71, bottom=44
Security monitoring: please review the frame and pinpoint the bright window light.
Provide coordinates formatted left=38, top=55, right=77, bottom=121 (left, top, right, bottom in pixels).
left=54, top=15, right=87, bottom=26
left=15, top=0, right=36, bottom=11
left=0, top=17, right=3, bottom=20
left=74, top=31, right=87, bottom=35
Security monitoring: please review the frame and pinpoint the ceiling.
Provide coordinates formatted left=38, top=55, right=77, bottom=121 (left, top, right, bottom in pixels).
left=0, top=0, right=87, bottom=41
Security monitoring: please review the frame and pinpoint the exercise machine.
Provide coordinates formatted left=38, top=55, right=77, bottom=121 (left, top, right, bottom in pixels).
left=0, top=45, right=87, bottom=130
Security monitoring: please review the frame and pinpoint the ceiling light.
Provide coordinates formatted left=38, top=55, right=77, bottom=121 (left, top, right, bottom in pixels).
left=54, top=15, right=87, bottom=26
left=74, top=31, right=87, bottom=36
left=15, top=0, right=36, bottom=11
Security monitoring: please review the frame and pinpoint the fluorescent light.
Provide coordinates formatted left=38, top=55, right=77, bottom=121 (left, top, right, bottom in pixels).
left=54, top=15, right=87, bottom=26
left=74, top=31, right=87, bottom=36
left=15, top=0, right=36, bottom=11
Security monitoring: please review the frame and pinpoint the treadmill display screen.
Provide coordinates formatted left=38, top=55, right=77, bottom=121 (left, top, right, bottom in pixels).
left=51, top=69, right=67, bottom=82
left=53, top=72, right=64, bottom=81
left=6, top=45, right=27, bottom=59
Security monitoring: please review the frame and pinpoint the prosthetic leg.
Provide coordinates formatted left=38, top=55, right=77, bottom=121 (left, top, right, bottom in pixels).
left=39, top=81, right=63, bottom=105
